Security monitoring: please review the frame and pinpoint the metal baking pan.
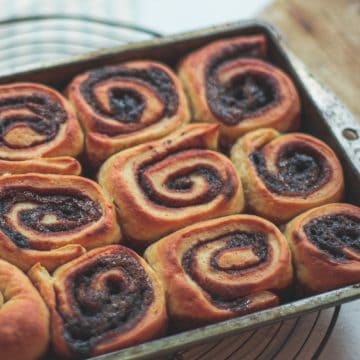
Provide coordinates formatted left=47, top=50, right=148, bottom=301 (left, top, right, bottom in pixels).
left=1, top=20, right=359, bottom=360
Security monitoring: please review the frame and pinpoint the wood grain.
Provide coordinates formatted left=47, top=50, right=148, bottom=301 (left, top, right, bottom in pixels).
left=259, top=0, right=360, bottom=119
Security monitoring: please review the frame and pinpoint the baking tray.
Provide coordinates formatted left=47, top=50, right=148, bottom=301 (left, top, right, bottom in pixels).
left=1, top=19, right=359, bottom=360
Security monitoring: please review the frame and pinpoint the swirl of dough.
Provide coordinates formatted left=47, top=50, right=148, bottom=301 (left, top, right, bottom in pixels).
left=178, top=35, right=300, bottom=144
left=145, top=214, right=292, bottom=328
left=231, top=128, right=344, bottom=223
left=0, top=82, right=83, bottom=175
left=0, top=173, right=121, bottom=271
left=67, top=61, right=190, bottom=167
left=29, top=245, right=166, bottom=358
left=98, top=124, right=244, bottom=247
left=284, top=203, right=360, bottom=293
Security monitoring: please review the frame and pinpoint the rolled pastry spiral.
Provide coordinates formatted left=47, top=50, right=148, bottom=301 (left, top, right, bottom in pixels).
left=29, top=245, right=167, bottom=358
left=67, top=61, right=190, bottom=167
left=145, top=214, right=292, bottom=328
left=0, top=82, right=83, bottom=175
left=178, top=35, right=300, bottom=145
left=0, top=259, right=49, bottom=360
left=0, top=173, right=121, bottom=271
left=231, top=128, right=344, bottom=223
left=284, top=203, right=360, bottom=293
left=98, top=124, right=244, bottom=247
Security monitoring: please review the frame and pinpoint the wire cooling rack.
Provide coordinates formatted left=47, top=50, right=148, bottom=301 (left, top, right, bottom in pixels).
left=175, top=307, right=340, bottom=360
left=0, top=14, right=339, bottom=360
left=0, top=14, right=160, bottom=75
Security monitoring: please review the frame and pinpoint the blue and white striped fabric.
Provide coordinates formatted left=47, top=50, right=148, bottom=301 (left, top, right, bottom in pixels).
left=0, top=0, right=155, bottom=75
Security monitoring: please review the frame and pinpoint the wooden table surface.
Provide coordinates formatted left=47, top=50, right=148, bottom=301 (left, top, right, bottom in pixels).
left=259, top=0, right=360, bottom=120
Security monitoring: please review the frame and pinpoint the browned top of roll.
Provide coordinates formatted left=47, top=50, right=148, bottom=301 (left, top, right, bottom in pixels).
left=178, top=36, right=300, bottom=140
left=0, top=173, right=121, bottom=271
left=145, top=215, right=292, bottom=326
left=29, top=245, right=166, bottom=358
left=67, top=61, right=190, bottom=135
left=284, top=203, right=360, bottom=292
left=98, top=123, right=244, bottom=245
left=288, top=203, right=360, bottom=263
left=0, top=82, right=83, bottom=160
left=231, top=128, right=344, bottom=223
left=0, top=259, right=49, bottom=360
left=67, top=61, right=190, bottom=166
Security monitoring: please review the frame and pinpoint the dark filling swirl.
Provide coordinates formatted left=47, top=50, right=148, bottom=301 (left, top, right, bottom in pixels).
left=250, top=143, right=331, bottom=196
left=0, top=93, right=67, bottom=149
left=80, top=66, right=179, bottom=135
left=139, top=165, right=229, bottom=208
left=137, top=147, right=235, bottom=208
left=60, top=251, right=154, bottom=355
left=0, top=187, right=102, bottom=248
left=205, top=43, right=280, bottom=126
left=182, top=231, right=268, bottom=309
left=304, top=214, right=360, bottom=260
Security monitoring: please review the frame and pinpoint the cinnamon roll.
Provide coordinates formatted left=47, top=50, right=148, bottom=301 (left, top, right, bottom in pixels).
left=284, top=203, right=360, bottom=293
left=178, top=35, right=300, bottom=145
left=0, top=173, right=121, bottom=271
left=0, top=82, right=83, bottom=175
left=29, top=245, right=167, bottom=358
left=0, top=259, right=49, bottom=360
left=145, top=214, right=292, bottom=328
left=67, top=61, right=190, bottom=167
left=98, top=124, right=244, bottom=247
left=231, top=128, right=344, bottom=223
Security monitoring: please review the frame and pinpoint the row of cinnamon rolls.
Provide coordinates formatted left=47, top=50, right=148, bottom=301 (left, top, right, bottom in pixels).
left=0, top=34, right=358, bottom=360
left=0, top=35, right=299, bottom=172
left=1, top=204, right=359, bottom=360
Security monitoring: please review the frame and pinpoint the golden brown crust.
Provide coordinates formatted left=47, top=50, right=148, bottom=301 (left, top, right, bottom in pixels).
left=231, top=128, right=344, bottom=223
left=0, top=156, right=81, bottom=176
left=145, top=214, right=292, bottom=328
left=178, top=35, right=300, bottom=143
left=0, top=82, right=84, bottom=174
left=29, top=245, right=167, bottom=359
left=283, top=203, right=360, bottom=293
left=67, top=61, right=190, bottom=167
left=98, top=124, right=244, bottom=247
left=0, top=173, right=122, bottom=271
left=0, top=259, right=49, bottom=360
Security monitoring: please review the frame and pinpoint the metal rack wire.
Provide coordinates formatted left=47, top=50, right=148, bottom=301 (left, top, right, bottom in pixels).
left=0, top=15, right=160, bottom=75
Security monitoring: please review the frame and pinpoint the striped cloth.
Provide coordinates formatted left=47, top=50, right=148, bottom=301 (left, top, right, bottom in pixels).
left=0, top=0, right=154, bottom=75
